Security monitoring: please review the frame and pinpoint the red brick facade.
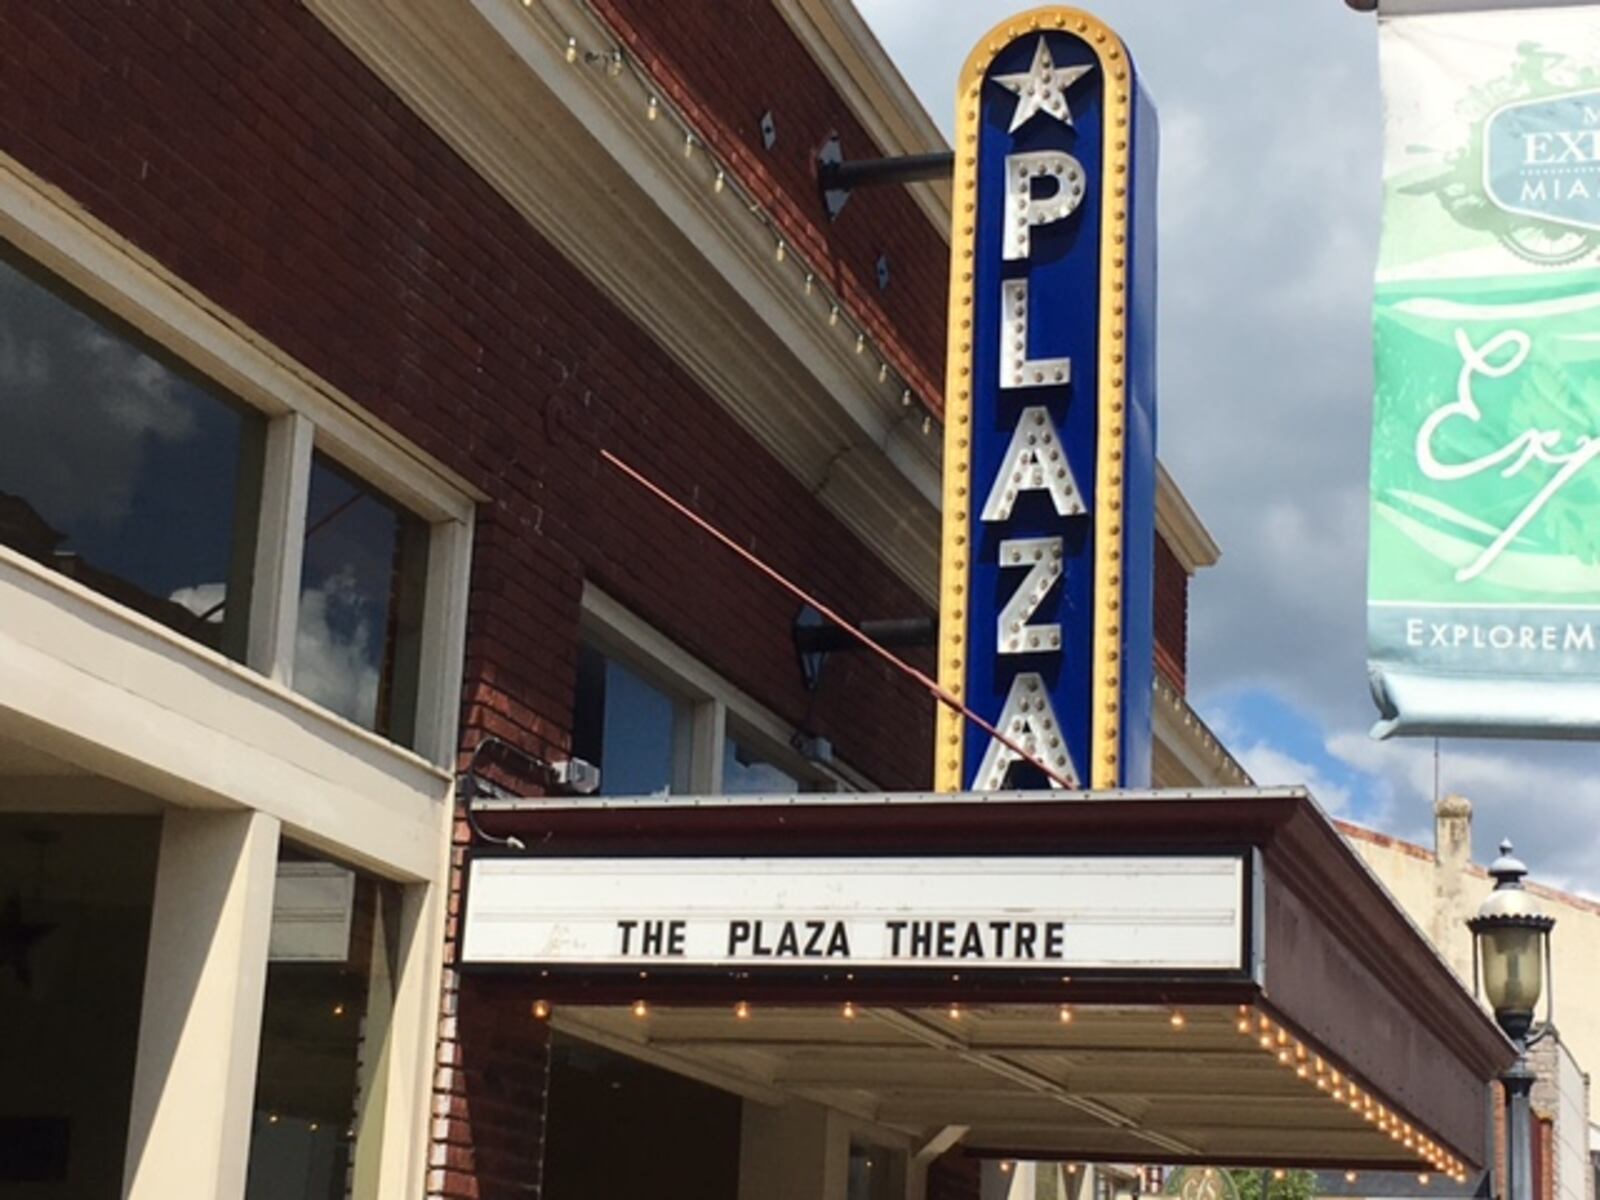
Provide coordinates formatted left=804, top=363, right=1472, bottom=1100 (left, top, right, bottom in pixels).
left=1154, top=536, right=1189, bottom=692
left=0, top=2, right=1195, bottom=1195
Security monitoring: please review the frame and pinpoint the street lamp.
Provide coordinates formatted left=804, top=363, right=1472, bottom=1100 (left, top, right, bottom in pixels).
left=1467, top=840, right=1555, bottom=1200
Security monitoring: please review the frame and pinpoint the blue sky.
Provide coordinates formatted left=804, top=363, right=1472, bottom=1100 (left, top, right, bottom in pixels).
left=857, top=0, right=1600, bottom=895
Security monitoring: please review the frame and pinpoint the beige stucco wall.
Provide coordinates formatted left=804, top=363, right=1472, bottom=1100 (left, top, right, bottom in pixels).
left=1342, top=804, right=1600, bottom=1142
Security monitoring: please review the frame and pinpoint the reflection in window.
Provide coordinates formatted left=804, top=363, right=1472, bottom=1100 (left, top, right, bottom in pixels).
left=847, top=1142, right=897, bottom=1200
left=293, top=454, right=427, bottom=745
left=246, top=845, right=400, bottom=1199
left=0, top=244, right=263, bottom=658
left=722, top=734, right=812, bottom=795
left=572, top=645, right=686, bottom=796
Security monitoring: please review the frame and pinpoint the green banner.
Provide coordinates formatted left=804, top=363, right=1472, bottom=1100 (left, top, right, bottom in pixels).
left=1372, top=11, right=1600, bottom=737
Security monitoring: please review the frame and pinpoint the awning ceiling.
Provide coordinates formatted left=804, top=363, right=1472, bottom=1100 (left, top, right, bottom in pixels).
left=545, top=1002, right=1468, bottom=1171
left=471, top=788, right=1515, bottom=1171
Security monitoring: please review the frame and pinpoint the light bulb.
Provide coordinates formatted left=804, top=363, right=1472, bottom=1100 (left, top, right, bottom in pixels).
left=1059, top=1005, right=1073, bottom=1024
left=842, top=1000, right=857, bottom=1019
left=734, top=1000, right=750, bottom=1019
left=631, top=999, right=648, bottom=1018
left=532, top=999, right=551, bottom=1020
left=1169, top=1009, right=1186, bottom=1029
left=646, top=96, right=660, bottom=121
left=713, top=169, right=725, bottom=194
left=565, top=37, right=578, bottom=63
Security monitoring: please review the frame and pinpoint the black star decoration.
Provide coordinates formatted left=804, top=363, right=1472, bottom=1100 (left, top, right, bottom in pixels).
left=0, top=891, right=54, bottom=991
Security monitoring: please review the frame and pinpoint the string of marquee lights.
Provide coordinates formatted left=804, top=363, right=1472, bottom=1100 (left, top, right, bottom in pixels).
left=1236, top=1005, right=1470, bottom=1184
left=519, top=0, right=942, bottom=437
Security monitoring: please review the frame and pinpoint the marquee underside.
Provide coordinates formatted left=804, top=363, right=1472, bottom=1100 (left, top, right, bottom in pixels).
left=546, top=1002, right=1468, bottom=1170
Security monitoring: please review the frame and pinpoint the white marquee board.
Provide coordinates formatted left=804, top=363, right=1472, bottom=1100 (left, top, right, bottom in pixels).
left=462, top=854, right=1247, bottom=972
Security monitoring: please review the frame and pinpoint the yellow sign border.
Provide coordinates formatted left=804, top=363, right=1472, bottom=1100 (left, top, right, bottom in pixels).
left=935, top=6, right=1133, bottom=792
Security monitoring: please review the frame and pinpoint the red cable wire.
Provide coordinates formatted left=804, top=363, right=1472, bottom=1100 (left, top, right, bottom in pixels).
left=600, top=449, right=1077, bottom=790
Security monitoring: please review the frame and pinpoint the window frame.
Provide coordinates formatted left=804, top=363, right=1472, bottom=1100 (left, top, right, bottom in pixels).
left=0, top=170, right=479, bottom=768
left=580, top=586, right=871, bottom=796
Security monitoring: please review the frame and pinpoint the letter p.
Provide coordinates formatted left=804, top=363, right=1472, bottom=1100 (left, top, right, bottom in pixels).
left=1004, top=151, right=1087, bottom=261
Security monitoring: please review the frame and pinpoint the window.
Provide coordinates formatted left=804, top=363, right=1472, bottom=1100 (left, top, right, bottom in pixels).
left=0, top=237, right=472, bottom=762
left=247, top=844, right=402, bottom=1199
left=574, top=591, right=854, bottom=798
left=0, top=244, right=264, bottom=660
left=847, top=1141, right=899, bottom=1200
left=573, top=645, right=693, bottom=796
left=293, top=453, right=429, bottom=744
left=722, top=720, right=827, bottom=795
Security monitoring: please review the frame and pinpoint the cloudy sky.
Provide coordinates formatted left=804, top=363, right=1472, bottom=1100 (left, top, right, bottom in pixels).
left=856, top=0, right=1600, bottom=894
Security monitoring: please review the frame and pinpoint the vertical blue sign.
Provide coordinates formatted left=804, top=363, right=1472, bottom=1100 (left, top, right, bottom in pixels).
left=935, top=9, right=1157, bottom=792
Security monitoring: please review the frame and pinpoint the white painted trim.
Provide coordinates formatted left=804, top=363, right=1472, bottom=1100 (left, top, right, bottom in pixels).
left=1151, top=678, right=1249, bottom=789
left=1155, top=463, right=1221, bottom=574
left=0, top=546, right=450, bottom=881
left=249, top=412, right=315, bottom=683
left=413, top=512, right=476, bottom=767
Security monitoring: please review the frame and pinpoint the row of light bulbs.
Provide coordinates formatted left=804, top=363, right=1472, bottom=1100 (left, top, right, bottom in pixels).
left=1239, top=1006, right=1467, bottom=1184
left=522, top=0, right=939, bottom=437
left=530, top=999, right=1467, bottom=1182
left=530, top=999, right=1206, bottom=1027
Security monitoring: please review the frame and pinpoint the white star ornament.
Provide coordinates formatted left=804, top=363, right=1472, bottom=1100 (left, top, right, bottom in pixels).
left=992, top=37, right=1094, bottom=134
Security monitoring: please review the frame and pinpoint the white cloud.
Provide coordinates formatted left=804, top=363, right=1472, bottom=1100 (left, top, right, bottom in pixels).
left=293, top=566, right=381, bottom=730
left=168, top=581, right=227, bottom=623
left=1233, top=739, right=1354, bottom=816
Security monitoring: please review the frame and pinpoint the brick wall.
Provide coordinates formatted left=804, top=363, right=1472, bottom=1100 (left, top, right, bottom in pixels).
left=1154, top=535, right=1189, bottom=693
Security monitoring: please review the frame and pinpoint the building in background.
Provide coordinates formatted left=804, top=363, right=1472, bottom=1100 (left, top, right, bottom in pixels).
left=1344, top=800, right=1598, bottom=1200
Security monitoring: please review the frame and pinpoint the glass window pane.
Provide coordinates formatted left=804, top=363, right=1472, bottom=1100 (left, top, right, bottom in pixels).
left=572, top=645, right=681, bottom=797
left=722, top=736, right=803, bottom=795
left=847, top=1142, right=897, bottom=1200
left=247, top=845, right=400, bottom=1199
left=293, top=453, right=428, bottom=744
left=0, top=244, right=263, bottom=658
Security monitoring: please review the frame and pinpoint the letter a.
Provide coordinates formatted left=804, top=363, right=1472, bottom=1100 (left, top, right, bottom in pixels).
left=982, top=406, right=1086, bottom=522
left=972, top=673, right=1080, bottom=790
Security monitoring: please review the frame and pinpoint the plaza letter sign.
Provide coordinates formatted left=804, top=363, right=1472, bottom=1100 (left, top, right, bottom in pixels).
left=1370, top=9, right=1600, bottom=737
left=936, top=9, right=1158, bottom=789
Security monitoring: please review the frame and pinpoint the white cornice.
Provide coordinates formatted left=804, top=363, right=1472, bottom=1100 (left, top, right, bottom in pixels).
left=1151, top=675, right=1250, bottom=788
left=309, top=0, right=943, bottom=604
left=773, top=0, right=952, bottom=237
left=1155, top=461, right=1221, bottom=574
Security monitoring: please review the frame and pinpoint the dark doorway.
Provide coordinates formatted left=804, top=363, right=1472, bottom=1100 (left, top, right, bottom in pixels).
left=543, top=1033, right=742, bottom=1200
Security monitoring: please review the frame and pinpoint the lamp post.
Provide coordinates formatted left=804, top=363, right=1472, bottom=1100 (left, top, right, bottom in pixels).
left=1467, top=841, right=1555, bottom=1200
